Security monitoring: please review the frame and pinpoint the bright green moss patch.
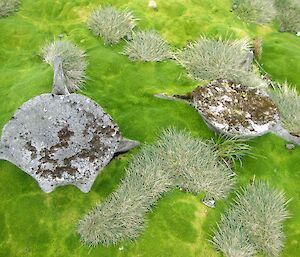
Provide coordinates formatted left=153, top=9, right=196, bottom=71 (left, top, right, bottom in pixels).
left=261, top=32, right=300, bottom=88
left=0, top=0, right=299, bottom=256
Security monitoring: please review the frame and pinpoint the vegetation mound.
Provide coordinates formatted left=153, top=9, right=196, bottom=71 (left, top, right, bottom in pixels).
left=268, top=82, right=300, bottom=136
left=42, top=40, right=87, bottom=92
left=123, top=31, right=171, bottom=62
left=212, top=181, right=289, bottom=257
left=0, top=0, right=19, bottom=18
left=87, top=6, right=137, bottom=45
left=232, top=0, right=277, bottom=24
left=78, top=129, right=236, bottom=246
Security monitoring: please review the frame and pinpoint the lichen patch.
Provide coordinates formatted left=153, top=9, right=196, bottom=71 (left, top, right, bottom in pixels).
left=0, top=93, right=122, bottom=192
left=192, top=79, right=280, bottom=137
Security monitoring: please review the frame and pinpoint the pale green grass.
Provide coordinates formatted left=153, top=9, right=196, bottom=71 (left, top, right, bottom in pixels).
left=0, top=0, right=300, bottom=256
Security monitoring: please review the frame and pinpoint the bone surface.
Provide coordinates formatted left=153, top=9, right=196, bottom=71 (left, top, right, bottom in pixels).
left=0, top=94, right=122, bottom=192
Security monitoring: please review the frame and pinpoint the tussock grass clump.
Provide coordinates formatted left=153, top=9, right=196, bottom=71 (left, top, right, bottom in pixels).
left=158, top=129, right=235, bottom=199
left=78, top=145, right=172, bottom=246
left=0, top=0, right=19, bottom=17
left=176, top=37, right=266, bottom=89
left=123, top=31, right=172, bottom=62
left=212, top=210, right=256, bottom=257
left=235, top=182, right=290, bottom=256
left=275, top=0, right=300, bottom=33
left=78, top=128, right=235, bottom=246
left=177, top=37, right=251, bottom=81
left=42, top=40, right=87, bottom=92
left=268, top=82, right=300, bottom=135
left=87, top=6, right=137, bottom=45
left=209, top=134, right=254, bottom=166
left=212, top=181, right=289, bottom=257
left=232, top=0, right=277, bottom=24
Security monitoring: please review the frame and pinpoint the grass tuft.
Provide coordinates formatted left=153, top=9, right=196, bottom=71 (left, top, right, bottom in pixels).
left=235, top=182, right=290, bottom=256
left=87, top=6, right=137, bottom=45
left=209, top=134, right=255, bottom=167
left=176, top=36, right=251, bottom=81
left=232, top=0, right=277, bottom=24
left=212, top=181, right=290, bottom=257
left=123, top=31, right=172, bottom=62
left=275, top=0, right=300, bottom=33
left=158, top=129, right=235, bottom=199
left=78, top=128, right=235, bottom=246
left=78, top=145, right=171, bottom=246
left=0, top=0, right=19, bottom=17
left=268, top=82, right=300, bottom=135
left=42, top=40, right=87, bottom=92
left=212, top=209, right=256, bottom=257
left=176, top=37, right=266, bottom=89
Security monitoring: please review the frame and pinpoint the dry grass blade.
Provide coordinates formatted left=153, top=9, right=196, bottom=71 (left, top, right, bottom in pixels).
left=158, top=129, right=235, bottom=200
left=177, top=37, right=251, bottom=80
left=235, top=182, right=290, bottom=256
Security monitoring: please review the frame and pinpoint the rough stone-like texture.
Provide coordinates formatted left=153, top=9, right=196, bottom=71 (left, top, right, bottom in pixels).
left=192, top=79, right=280, bottom=137
left=0, top=94, right=121, bottom=192
left=286, top=143, right=295, bottom=150
left=271, top=123, right=300, bottom=146
left=148, top=0, right=157, bottom=9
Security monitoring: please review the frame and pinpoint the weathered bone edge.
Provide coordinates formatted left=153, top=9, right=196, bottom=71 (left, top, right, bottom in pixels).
left=52, top=56, right=70, bottom=95
left=155, top=83, right=300, bottom=144
left=0, top=94, right=123, bottom=193
left=0, top=143, right=7, bottom=160
left=271, top=123, right=300, bottom=145
left=0, top=55, right=139, bottom=193
left=116, top=138, right=140, bottom=153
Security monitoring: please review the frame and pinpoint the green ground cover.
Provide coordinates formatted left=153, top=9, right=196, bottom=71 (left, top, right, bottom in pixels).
left=0, top=0, right=299, bottom=256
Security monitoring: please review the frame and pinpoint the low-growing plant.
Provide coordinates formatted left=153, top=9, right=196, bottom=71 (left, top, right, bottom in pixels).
left=176, top=37, right=251, bottom=81
left=268, top=82, right=300, bottom=135
left=87, top=6, right=137, bottom=45
left=176, top=37, right=266, bottom=89
left=78, top=128, right=235, bottom=246
left=235, top=182, right=290, bottom=256
left=212, top=209, right=256, bottom=257
left=212, top=181, right=290, bottom=257
left=275, top=0, right=300, bottom=33
left=78, top=145, right=172, bottom=246
left=0, top=0, right=19, bottom=17
left=209, top=134, right=255, bottom=166
left=232, top=0, right=277, bottom=24
left=42, top=40, right=87, bottom=92
left=233, top=70, right=268, bottom=89
left=123, top=31, right=172, bottom=62
left=157, top=129, right=235, bottom=199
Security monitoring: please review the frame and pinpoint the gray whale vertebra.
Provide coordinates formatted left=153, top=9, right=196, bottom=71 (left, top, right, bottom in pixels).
left=0, top=57, right=139, bottom=192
